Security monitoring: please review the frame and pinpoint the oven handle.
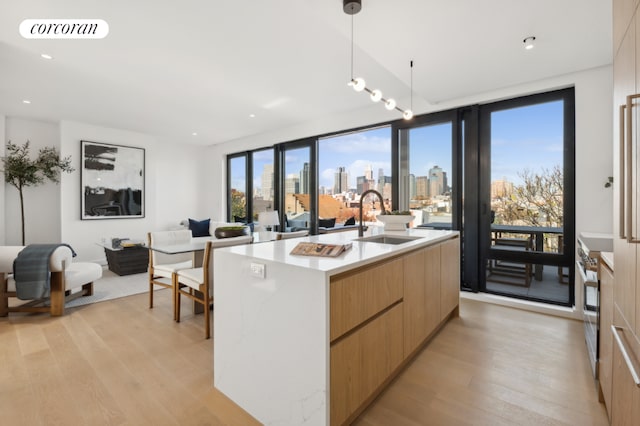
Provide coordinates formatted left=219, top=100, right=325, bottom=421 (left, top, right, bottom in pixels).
left=611, top=325, right=640, bottom=387
left=576, top=261, right=597, bottom=286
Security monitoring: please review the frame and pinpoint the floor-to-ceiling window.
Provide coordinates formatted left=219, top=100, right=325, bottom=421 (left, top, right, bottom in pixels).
left=226, top=88, right=575, bottom=307
left=397, top=113, right=456, bottom=229
left=251, top=148, right=275, bottom=222
left=318, top=127, right=392, bottom=227
left=281, top=142, right=314, bottom=231
left=227, top=154, right=247, bottom=221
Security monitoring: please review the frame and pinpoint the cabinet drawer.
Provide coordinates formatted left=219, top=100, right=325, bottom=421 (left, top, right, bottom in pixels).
left=330, top=302, right=403, bottom=426
left=611, top=325, right=640, bottom=425
left=330, top=257, right=403, bottom=341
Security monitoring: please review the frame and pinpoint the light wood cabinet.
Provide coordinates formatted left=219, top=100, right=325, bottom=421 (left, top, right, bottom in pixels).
left=614, top=0, right=638, bottom=53
left=611, top=2, right=640, bottom=424
left=329, top=236, right=460, bottom=425
left=330, top=303, right=404, bottom=426
left=599, top=259, right=614, bottom=421
left=403, top=245, right=440, bottom=357
left=440, top=237, right=461, bottom=318
left=611, top=323, right=640, bottom=425
left=330, top=257, right=404, bottom=341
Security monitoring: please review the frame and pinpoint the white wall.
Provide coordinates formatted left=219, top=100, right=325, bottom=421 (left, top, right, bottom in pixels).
left=0, top=115, right=5, bottom=245
left=60, top=121, right=206, bottom=263
left=207, top=65, right=614, bottom=237
left=4, top=117, right=62, bottom=245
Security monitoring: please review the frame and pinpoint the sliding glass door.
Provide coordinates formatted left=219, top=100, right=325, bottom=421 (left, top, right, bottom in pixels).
left=478, top=89, right=575, bottom=305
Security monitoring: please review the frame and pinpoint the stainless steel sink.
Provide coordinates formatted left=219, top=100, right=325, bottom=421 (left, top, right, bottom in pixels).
left=354, top=235, right=422, bottom=245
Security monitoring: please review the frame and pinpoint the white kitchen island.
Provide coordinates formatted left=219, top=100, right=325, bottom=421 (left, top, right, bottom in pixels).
left=213, top=228, right=460, bottom=426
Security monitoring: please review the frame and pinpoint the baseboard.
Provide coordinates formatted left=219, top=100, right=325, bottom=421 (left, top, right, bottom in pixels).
left=460, top=291, right=581, bottom=321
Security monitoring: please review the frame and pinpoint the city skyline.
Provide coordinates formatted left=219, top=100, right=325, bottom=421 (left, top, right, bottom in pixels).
left=231, top=99, right=563, bottom=196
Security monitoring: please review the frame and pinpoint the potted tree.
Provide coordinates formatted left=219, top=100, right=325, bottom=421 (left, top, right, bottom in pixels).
left=1, top=141, right=74, bottom=244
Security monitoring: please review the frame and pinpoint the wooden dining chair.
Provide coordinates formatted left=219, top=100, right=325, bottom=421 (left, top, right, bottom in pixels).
left=175, top=240, right=213, bottom=338
left=147, top=230, right=193, bottom=320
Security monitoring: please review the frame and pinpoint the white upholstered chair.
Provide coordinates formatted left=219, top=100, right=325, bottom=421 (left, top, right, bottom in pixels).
left=147, top=230, right=193, bottom=319
left=0, top=245, right=102, bottom=316
left=275, top=230, right=309, bottom=240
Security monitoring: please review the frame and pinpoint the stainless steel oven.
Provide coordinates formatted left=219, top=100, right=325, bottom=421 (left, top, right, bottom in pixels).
left=576, top=232, right=612, bottom=381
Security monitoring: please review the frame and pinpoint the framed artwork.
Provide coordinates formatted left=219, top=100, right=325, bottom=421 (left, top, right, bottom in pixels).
left=81, top=140, right=145, bottom=219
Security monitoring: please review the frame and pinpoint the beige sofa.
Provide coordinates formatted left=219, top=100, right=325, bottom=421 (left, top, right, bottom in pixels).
left=0, top=246, right=102, bottom=316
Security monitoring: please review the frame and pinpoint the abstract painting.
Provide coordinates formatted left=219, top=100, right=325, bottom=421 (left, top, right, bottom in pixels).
left=81, top=140, right=145, bottom=219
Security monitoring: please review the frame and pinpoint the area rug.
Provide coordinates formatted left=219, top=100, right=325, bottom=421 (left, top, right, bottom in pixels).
left=66, top=268, right=158, bottom=308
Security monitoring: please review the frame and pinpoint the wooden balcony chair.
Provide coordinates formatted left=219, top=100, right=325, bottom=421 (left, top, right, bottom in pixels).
left=557, top=235, right=569, bottom=284
left=147, top=230, right=193, bottom=320
left=487, top=235, right=534, bottom=287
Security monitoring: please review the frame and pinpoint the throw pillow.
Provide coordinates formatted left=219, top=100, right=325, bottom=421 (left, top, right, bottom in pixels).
left=189, top=218, right=211, bottom=237
left=344, top=216, right=356, bottom=226
left=318, top=218, right=336, bottom=228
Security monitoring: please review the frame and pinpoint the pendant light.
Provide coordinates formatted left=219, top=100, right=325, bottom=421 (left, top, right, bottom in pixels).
left=344, top=0, right=413, bottom=120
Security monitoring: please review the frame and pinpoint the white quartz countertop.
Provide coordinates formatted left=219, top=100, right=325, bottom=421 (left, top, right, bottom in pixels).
left=217, top=227, right=458, bottom=276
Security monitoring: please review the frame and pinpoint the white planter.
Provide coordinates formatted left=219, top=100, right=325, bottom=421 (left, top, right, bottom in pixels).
left=377, top=215, right=413, bottom=231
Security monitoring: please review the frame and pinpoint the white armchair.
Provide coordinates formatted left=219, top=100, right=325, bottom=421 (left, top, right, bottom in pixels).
left=0, top=245, right=102, bottom=316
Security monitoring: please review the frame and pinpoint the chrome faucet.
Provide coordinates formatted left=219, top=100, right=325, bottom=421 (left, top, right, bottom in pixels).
left=358, top=189, right=386, bottom=237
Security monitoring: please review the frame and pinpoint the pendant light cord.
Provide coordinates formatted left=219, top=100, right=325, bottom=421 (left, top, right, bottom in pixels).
left=410, top=60, right=413, bottom=111
left=350, top=14, right=354, bottom=81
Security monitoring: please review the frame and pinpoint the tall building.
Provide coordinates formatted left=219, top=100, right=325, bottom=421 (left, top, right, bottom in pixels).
left=428, top=165, right=447, bottom=197
left=334, top=166, right=349, bottom=195
left=377, top=168, right=392, bottom=200
left=357, top=175, right=371, bottom=195
left=285, top=174, right=299, bottom=195
left=409, top=174, right=416, bottom=199
left=365, top=164, right=373, bottom=181
left=416, top=176, right=429, bottom=198
left=261, top=164, right=274, bottom=201
left=299, top=162, right=309, bottom=194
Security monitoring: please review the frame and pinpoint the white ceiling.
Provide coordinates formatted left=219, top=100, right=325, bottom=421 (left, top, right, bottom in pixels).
left=0, top=0, right=612, bottom=146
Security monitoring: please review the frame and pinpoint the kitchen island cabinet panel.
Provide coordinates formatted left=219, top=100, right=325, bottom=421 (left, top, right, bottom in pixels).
left=330, top=303, right=404, bottom=426
left=214, top=229, right=459, bottom=426
left=330, top=257, right=404, bottom=342
left=403, top=245, right=441, bottom=357
left=441, top=237, right=461, bottom=318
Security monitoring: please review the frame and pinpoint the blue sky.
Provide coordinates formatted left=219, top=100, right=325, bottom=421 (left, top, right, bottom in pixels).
left=232, top=99, right=564, bottom=191
left=491, top=100, right=563, bottom=184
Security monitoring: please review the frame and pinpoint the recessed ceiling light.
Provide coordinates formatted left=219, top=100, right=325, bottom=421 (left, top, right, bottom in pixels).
left=249, top=114, right=256, bottom=118
left=41, top=53, right=53, bottom=60
left=523, top=36, right=536, bottom=50
left=22, top=99, right=31, bottom=104
left=192, top=132, right=198, bottom=136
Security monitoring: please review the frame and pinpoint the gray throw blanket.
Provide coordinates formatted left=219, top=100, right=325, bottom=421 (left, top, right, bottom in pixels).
left=13, top=244, right=77, bottom=300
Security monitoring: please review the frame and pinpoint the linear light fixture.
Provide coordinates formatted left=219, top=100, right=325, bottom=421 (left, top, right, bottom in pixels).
left=344, top=0, right=413, bottom=120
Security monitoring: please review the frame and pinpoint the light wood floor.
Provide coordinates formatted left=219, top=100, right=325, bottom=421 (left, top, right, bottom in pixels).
left=0, top=293, right=608, bottom=425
